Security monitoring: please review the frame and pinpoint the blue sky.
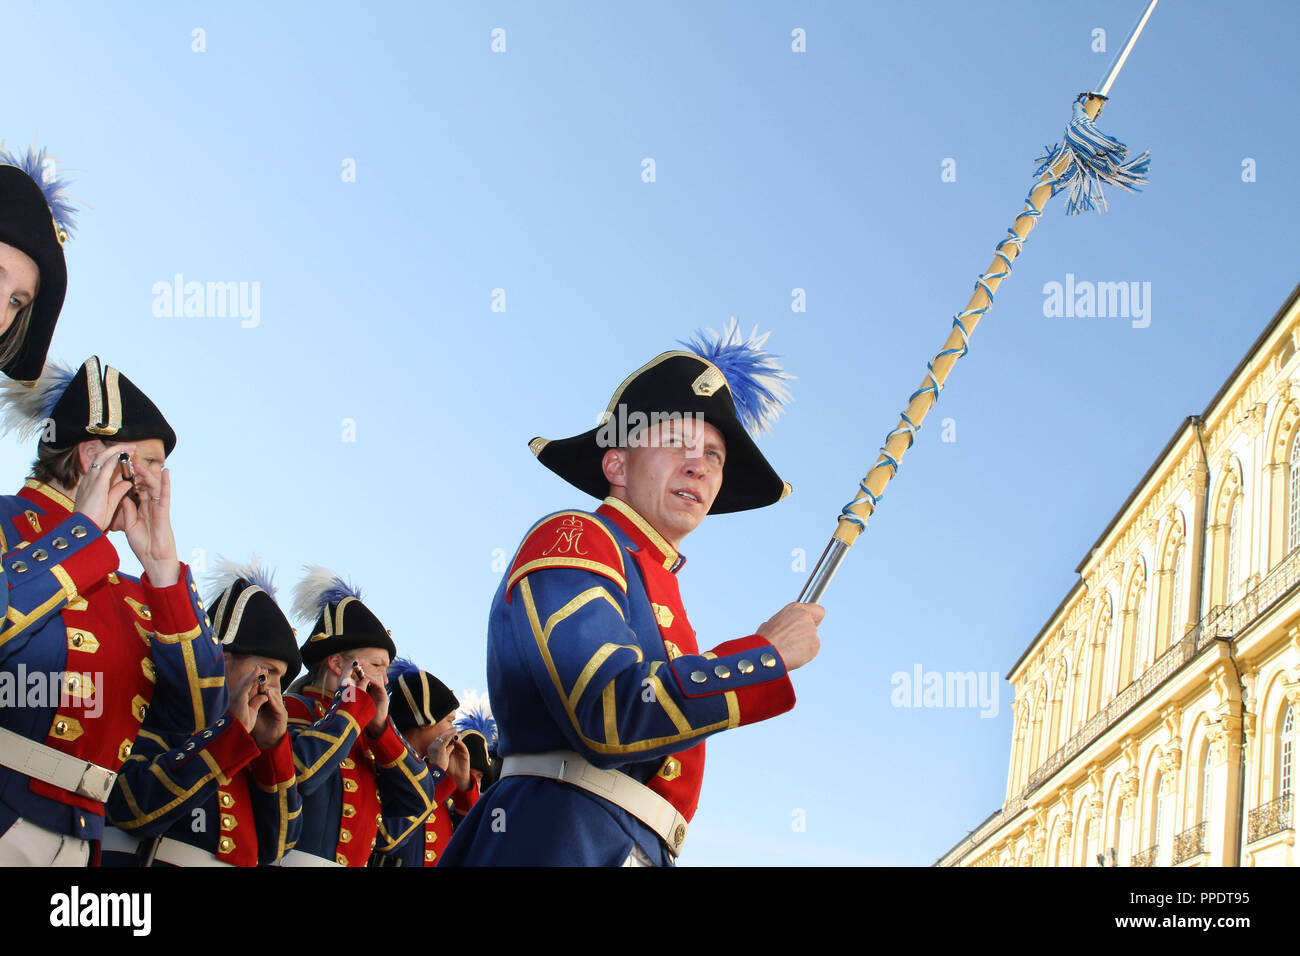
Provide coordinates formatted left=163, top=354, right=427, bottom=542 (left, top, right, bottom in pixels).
left=6, top=0, right=1299, bottom=865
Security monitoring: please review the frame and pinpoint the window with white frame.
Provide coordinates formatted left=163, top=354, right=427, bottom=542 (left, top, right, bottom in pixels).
left=1282, top=704, right=1294, bottom=799
left=1289, top=431, right=1300, bottom=553
left=1227, top=496, right=1242, bottom=604
left=1168, top=544, right=1183, bottom=648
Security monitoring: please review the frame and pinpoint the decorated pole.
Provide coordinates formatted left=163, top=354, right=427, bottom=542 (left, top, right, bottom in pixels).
left=798, top=0, right=1159, bottom=604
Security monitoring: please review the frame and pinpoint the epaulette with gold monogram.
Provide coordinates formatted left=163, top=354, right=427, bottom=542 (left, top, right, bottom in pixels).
left=505, top=512, right=626, bottom=601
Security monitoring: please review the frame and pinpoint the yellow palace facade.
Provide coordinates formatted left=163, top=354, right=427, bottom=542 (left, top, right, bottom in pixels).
left=939, top=282, right=1300, bottom=867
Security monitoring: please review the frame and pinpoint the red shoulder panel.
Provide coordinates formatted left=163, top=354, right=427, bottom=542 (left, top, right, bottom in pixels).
left=505, top=512, right=627, bottom=603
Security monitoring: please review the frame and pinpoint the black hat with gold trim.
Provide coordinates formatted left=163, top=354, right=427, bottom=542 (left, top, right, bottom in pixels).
left=291, top=567, right=397, bottom=669
left=386, top=658, right=459, bottom=732
left=0, top=357, right=177, bottom=455
left=205, top=557, right=302, bottom=689
left=460, top=730, right=490, bottom=775
left=528, top=319, right=793, bottom=515
left=0, top=146, right=76, bottom=383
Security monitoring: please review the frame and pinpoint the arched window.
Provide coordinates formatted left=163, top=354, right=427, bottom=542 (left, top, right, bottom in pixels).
left=1227, top=497, right=1242, bottom=604
left=1281, top=704, right=1295, bottom=799
left=1289, top=431, right=1300, bottom=553
left=1119, top=569, right=1144, bottom=690
left=1151, top=773, right=1164, bottom=862
left=1167, top=544, right=1184, bottom=650
left=1200, top=740, right=1214, bottom=823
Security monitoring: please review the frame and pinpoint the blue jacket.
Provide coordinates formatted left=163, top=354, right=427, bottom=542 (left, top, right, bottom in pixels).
left=441, top=497, right=796, bottom=866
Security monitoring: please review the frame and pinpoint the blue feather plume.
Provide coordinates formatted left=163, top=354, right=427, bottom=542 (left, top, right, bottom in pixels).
left=0, top=146, right=77, bottom=239
left=0, top=360, right=77, bottom=440
left=679, top=317, right=792, bottom=436
left=204, top=555, right=278, bottom=609
left=455, top=690, right=498, bottom=753
left=290, top=566, right=362, bottom=623
left=386, top=656, right=422, bottom=686
left=1035, top=98, right=1150, bottom=216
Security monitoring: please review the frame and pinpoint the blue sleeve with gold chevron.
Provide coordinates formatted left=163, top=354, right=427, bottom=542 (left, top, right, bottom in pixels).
left=125, top=564, right=228, bottom=735
left=497, top=565, right=743, bottom=769
left=105, top=716, right=261, bottom=835
left=0, top=503, right=120, bottom=664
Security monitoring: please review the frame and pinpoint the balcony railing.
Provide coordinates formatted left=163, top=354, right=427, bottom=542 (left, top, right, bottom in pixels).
left=1130, top=844, right=1159, bottom=867
left=1246, top=792, right=1292, bottom=844
left=1172, top=821, right=1207, bottom=864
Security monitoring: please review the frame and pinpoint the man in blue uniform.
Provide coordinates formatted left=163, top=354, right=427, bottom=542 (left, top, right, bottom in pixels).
left=442, top=323, right=823, bottom=866
left=102, top=559, right=303, bottom=866
left=281, top=569, right=435, bottom=866
left=0, top=357, right=224, bottom=865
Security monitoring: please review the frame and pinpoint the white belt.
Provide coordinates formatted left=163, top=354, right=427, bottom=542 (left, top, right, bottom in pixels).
left=101, top=827, right=235, bottom=867
left=501, top=750, right=689, bottom=857
left=0, top=725, right=116, bottom=801
left=279, top=849, right=344, bottom=867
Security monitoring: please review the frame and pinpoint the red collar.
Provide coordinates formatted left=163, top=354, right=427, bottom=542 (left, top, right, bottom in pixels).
left=596, top=497, right=686, bottom=574
left=17, top=479, right=76, bottom=523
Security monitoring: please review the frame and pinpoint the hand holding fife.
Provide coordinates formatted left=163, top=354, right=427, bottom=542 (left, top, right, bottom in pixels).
left=113, top=464, right=179, bottom=587
left=756, top=602, right=824, bottom=671
left=73, top=444, right=136, bottom=532
left=251, top=674, right=288, bottom=749
left=228, top=667, right=269, bottom=734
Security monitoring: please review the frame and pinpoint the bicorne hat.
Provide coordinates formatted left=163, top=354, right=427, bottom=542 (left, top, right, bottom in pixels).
left=0, top=147, right=77, bottom=383
left=205, top=557, right=302, bottom=689
left=386, top=658, right=459, bottom=733
left=0, top=356, right=177, bottom=455
left=528, top=319, right=793, bottom=514
left=291, top=567, right=397, bottom=669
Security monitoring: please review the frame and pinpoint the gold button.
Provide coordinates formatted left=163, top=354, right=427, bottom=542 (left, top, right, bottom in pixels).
left=52, top=537, right=68, bottom=550
left=375, top=813, right=382, bottom=825
left=221, top=814, right=236, bottom=830
left=343, top=779, right=358, bottom=792
left=738, top=659, right=754, bottom=674
left=137, top=704, right=148, bottom=720
left=71, top=525, right=87, bottom=538
left=142, top=659, right=156, bottom=681
left=425, top=829, right=437, bottom=843
left=79, top=816, right=86, bottom=829
left=760, top=653, right=777, bottom=668
left=336, top=853, right=348, bottom=865
left=342, top=805, right=356, bottom=818
left=340, top=757, right=355, bottom=770
left=10, top=561, right=26, bottom=573
left=690, top=670, right=707, bottom=684
left=219, top=792, right=234, bottom=808
left=71, top=633, right=82, bottom=647
left=713, top=664, right=731, bottom=679
left=673, top=824, right=686, bottom=849
left=118, top=740, right=132, bottom=762
left=425, top=849, right=436, bottom=862
left=32, top=549, right=47, bottom=561
left=219, top=837, right=233, bottom=853
left=339, top=829, right=352, bottom=843
left=184, top=742, right=195, bottom=751
left=55, top=720, right=67, bottom=735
